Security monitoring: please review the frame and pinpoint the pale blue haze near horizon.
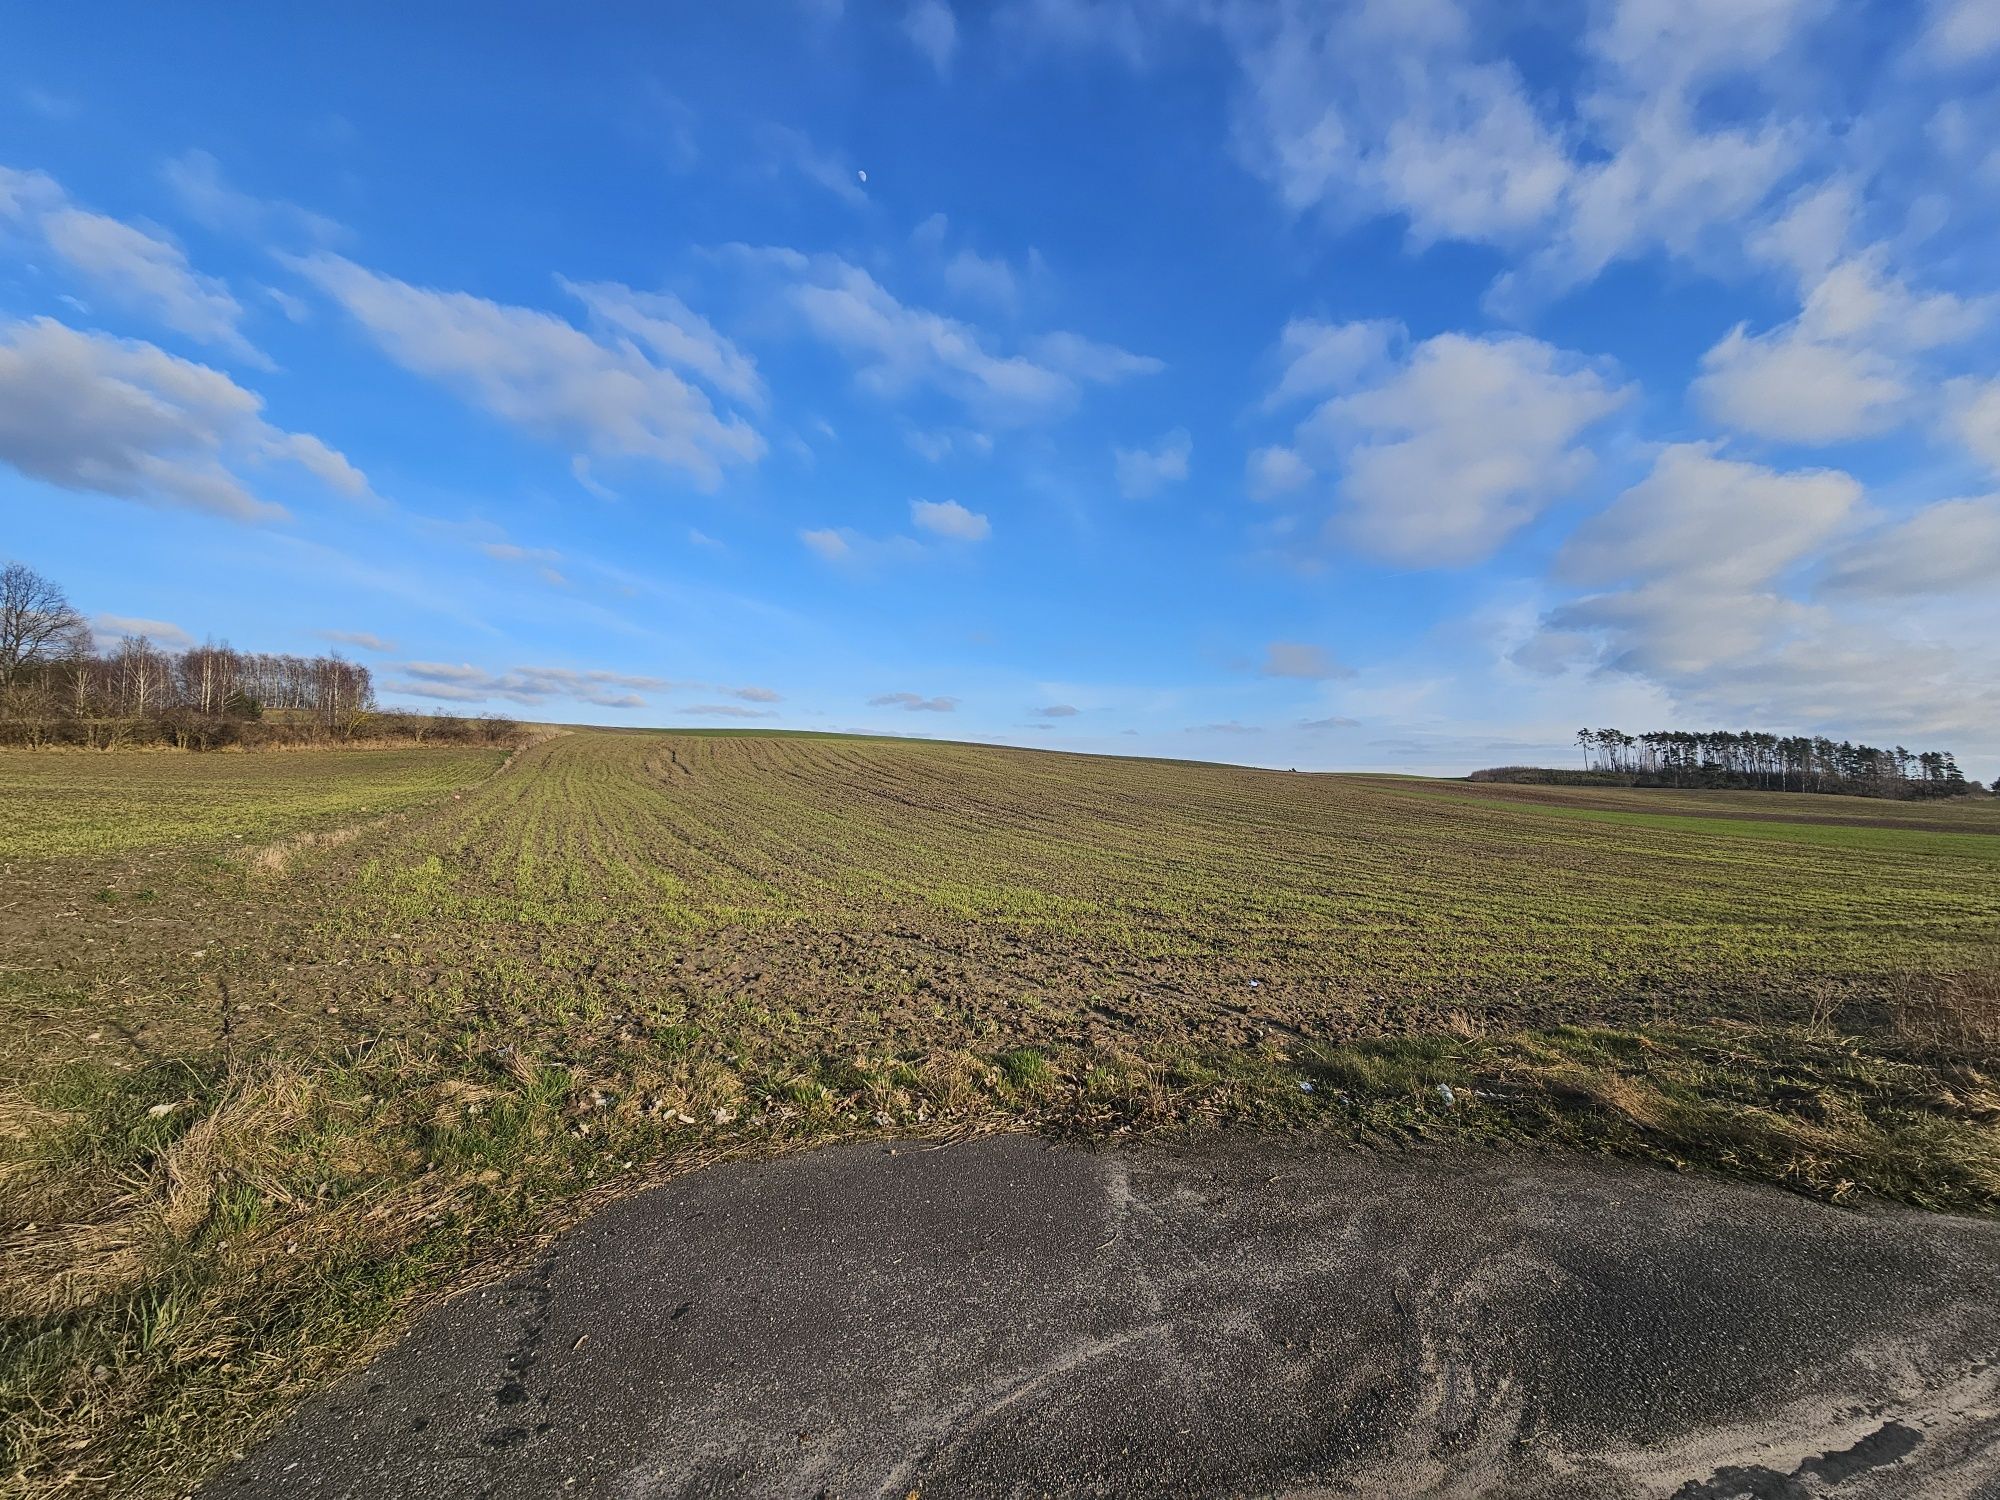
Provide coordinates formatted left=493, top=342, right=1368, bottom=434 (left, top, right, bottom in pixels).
left=3, top=1, right=1998, bottom=775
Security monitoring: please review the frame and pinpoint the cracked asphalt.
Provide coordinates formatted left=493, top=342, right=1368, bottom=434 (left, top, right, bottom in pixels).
left=208, top=1136, right=2000, bottom=1499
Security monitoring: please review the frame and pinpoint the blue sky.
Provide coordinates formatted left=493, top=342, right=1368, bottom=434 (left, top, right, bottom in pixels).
left=4, top=0, right=1998, bottom=774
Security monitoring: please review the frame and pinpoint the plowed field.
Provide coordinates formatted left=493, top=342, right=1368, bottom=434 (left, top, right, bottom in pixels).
left=5, top=730, right=1999, bottom=1497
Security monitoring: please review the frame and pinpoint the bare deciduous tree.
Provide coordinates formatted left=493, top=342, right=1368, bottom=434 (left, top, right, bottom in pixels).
left=0, top=561, right=87, bottom=688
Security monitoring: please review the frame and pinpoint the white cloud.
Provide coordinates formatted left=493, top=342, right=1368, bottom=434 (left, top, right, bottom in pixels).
left=760, top=125, right=869, bottom=206
left=91, top=613, right=193, bottom=651
left=943, top=249, right=1020, bottom=309
left=1037, top=702, right=1080, bottom=717
left=910, top=497, right=992, bottom=540
left=869, top=691, right=958, bottom=711
left=1028, top=331, right=1163, bottom=384
left=1948, top=377, right=2000, bottom=474
left=292, top=255, right=762, bottom=489
left=1246, top=444, right=1311, bottom=500
left=1225, top=3, right=1572, bottom=246
left=1558, top=444, right=1863, bottom=590
left=800, top=527, right=852, bottom=562
left=42, top=210, right=262, bottom=362
left=160, top=149, right=341, bottom=245
left=1693, top=253, right=1981, bottom=444
left=1924, top=0, right=2000, bottom=63
left=1519, top=442, right=2000, bottom=743
left=1260, top=641, right=1352, bottom=680
left=1114, top=428, right=1191, bottom=498
left=998, top=0, right=1157, bottom=68
left=262, top=431, right=377, bottom=502
left=734, top=247, right=1158, bottom=424
left=1292, top=326, right=1629, bottom=567
left=1823, top=496, right=2000, bottom=597
left=912, top=213, right=1028, bottom=310
left=1749, top=181, right=1855, bottom=285
left=479, top=540, right=562, bottom=565
left=1037, top=1, right=1824, bottom=298
left=680, top=703, right=778, bottom=719
left=1265, top=318, right=1398, bottom=408
left=1693, top=324, right=1908, bottom=445
left=387, top=661, right=671, bottom=709
left=320, top=629, right=396, bottom=653
left=904, top=0, right=959, bottom=73
left=0, top=317, right=367, bottom=522
left=560, top=279, right=766, bottom=409
left=1, top=165, right=261, bottom=361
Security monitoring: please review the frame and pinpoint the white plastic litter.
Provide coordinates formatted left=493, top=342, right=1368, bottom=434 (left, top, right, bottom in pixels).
left=1435, top=1083, right=1456, bottom=1107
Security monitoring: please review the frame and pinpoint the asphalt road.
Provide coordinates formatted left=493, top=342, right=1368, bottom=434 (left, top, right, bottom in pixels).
left=209, top=1135, right=2000, bottom=1499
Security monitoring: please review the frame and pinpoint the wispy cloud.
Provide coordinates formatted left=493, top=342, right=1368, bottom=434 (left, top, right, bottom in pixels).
left=386, top=661, right=675, bottom=709
left=319, top=629, right=396, bottom=653
left=289, top=254, right=763, bottom=490
left=1, top=164, right=264, bottom=363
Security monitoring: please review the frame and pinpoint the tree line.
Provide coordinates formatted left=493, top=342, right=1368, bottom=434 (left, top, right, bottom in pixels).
left=0, top=561, right=518, bottom=750
left=1474, top=725, right=1982, bottom=800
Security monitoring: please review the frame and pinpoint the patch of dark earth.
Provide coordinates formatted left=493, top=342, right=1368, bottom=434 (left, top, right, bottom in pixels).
left=209, top=1136, right=2000, bottom=1499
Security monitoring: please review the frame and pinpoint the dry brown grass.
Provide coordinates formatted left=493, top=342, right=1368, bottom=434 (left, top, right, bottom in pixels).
left=1893, top=950, right=2000, bottom=1061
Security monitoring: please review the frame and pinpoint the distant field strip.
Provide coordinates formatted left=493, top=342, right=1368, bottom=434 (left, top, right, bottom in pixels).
left=0, top=747, right=505, bottom=860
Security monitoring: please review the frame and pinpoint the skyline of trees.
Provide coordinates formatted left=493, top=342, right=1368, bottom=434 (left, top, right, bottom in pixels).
left=0, top=562, right=511, bottom=749
left=1563, top=726, right=1973, bottom=798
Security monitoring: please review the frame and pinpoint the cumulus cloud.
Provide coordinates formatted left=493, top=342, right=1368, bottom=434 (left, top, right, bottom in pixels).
left=290, top=254, right=762, bottom=489
left=1519, top=444, right=1999, bottom=740
left=680, top=703, right=778, bottom=719
left=869, top=691, right=958, bottom=711
left=1037, top=703, right=1080, bottom=717
left=725, top=685, right=783, bottom=702
left=1017, top=1, right=1823, bottom=297
left=1259, top=641, right=1353, bottom=680
left=1694, top=254, right=1980, bottom=444
left=728, top=246, right=1158, bottom=425
left=1558, top=444, right=1863, bottom=590
left=910, top=497, right=992, bottom=540
left=1186, top=721, right=1262, bottom=735
left=386, top=661, right=671, bottom=709
left=1114, top=428, right=1191, bottom=498
left=1694, top=326, right=1907, bottom=445
left=0, top=317, right=369, bottom=522
left=1287, top=324, right=1628, bottom=567
left=1, top=165, right=261, bottom=361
